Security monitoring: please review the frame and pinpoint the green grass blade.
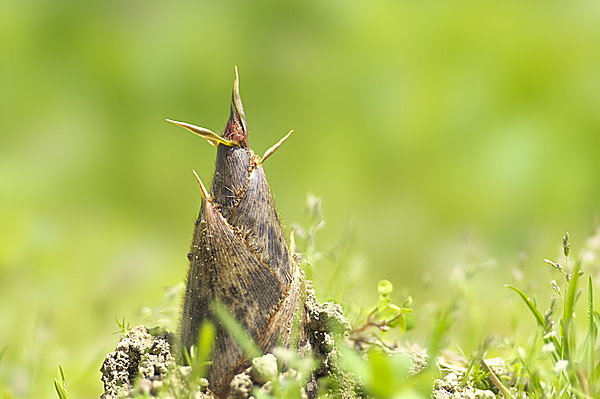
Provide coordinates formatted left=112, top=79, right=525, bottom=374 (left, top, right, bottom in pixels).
left=428, top=301, right=454, bottom=362
left=561, top=261, right=581, bottom=360
left=558, top=261, right=584, bottom=396
left=182, top=346, right=193, bottom=367
left=481, top=359, right=516, bottom=399
left=58, top=365, right=66, bottom=382
left=505, top=285, right=561, bottom=357
left=0, top=346, right=6, bottom=364
left=505, top=285, right=546, bottom=327
left=192, top=322, right=216, bottom=379
left=53, top=379, right=69, bottom=399
left=53, top=365, right=69, bottom=399
left=587, top=276, right=596, bottom=390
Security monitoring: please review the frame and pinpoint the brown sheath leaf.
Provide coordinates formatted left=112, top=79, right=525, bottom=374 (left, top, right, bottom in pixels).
left=171, top=68, right=304, bottom=397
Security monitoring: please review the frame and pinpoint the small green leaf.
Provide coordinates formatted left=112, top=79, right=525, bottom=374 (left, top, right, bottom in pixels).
left=404, top=313, right=416, bottom=331
left=377, top=280, right=393, bottom=295
left=377, top=295, right=392, bottom=312
left=387, top=308, right=413, bottom=331
left=388, top=315, right=406, bottom=331
left=378, top=303, right=401, bottom=321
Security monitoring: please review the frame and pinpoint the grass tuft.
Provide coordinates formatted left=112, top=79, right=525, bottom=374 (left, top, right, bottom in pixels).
left=53, top=365, right=69, bottom=399
left=507, top=233, right=599, bottom=398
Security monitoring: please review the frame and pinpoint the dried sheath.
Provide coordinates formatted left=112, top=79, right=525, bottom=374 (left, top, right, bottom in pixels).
left=169, top=69, right=304, bottom=396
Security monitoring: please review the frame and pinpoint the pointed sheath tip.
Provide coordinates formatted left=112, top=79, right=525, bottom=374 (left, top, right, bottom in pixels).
left=224, top=66, right=249, bottom=146
left=260, top=129, right=295, bottom=165
left=192, top=169, right=210, bottom=201
left=166, top=117, right=203, bottom=131
left=167, top=118, right=236, bottom=147
left=233, top=66, right=241, bottom=106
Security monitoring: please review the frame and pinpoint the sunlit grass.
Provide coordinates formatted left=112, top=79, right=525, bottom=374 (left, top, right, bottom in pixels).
left=2, top=2, right=600, bottom=397
left=63, top=195, right=600, bottom=398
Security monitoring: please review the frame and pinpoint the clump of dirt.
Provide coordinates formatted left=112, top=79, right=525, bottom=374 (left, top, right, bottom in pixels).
left=100, top=326, right=175, bottom=398
left=222, top=287, right=362, bottom=399
left=432, top=373, right=496, bottom=399
left=226, top=352, right=303, bottom=399
left=100, top=288, right=358, bottom=398
left=101, top=325, right=216, bottom=398
left=303, top=288, right=362, bottom=398
left=100, top=295, right=517, bottom=399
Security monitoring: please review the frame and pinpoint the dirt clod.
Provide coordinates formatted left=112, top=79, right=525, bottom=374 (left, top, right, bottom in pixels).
left=226, top=373, right=253, bottom=399
left=433, top=372, right=496, bottom=399
left=250, top=354, right=278, bottom=385
left=100, top=289, right=361, bottom=398
left=100, top=326, right=174, bottom=399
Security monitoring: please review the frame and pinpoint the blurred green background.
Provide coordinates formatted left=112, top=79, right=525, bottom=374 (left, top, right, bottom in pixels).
left=1, top=0, right=600, bottom=397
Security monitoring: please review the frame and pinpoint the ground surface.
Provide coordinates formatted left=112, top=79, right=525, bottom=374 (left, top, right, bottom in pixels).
left=99, top=290, right=515, bottom=399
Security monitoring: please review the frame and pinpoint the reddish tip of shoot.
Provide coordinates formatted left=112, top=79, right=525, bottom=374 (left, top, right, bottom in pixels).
left=223, top=66, right=249, bottom=147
